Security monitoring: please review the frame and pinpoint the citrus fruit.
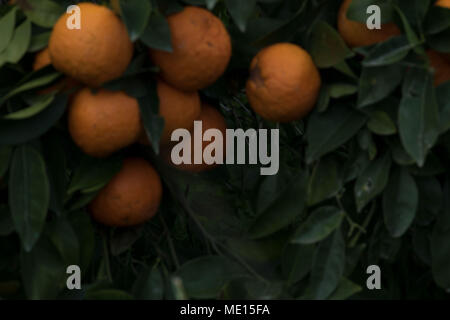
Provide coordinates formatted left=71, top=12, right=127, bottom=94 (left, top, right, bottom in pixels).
left=246, top=43, right=321, bottom=122
left=33, top=48, right=52, bottom=71
left=68, top=88, right=142, bottom=158
left=436, top=0, right=450, bottom=8
left=89, top=158, right=162, bottom=227
left=162, top=103, right=227, bottom=172
left=338, top=0, right=401, bottom=48
left=49, top=2, right=133, bottom=87
left=140, top=79, right=201, bottom=146
left=149, top=6, right=232, bottom=91
left=428, top=50, right=450, bottom=86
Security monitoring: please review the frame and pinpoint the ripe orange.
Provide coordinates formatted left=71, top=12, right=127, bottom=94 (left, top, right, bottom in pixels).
left=68, top=88, right=142, bottom=158
left=149, top=6, right=232, bottom=91
left=337, top=0, right=401, bottom=48
left=49, top=2, right=133, bottom=87
left=33, top=48, right=52, bottom=71
left=162, top=103, right=227, bottom=172
left=436, top=0, right=450, bottom=8
left=427, top=50, right=450, bottom=86
left=246, top=43, right=321, bottom=122
left=89, top=158, right=162, bottom=227
left=140, top=79, right=201, bottom=146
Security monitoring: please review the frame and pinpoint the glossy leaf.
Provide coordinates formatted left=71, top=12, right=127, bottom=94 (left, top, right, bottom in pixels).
left=354, top=153, right=391, bottom=212
left=399, top=68, right=439, bottom=167
left=119, top=0, right=152, bottom=41
left=9, top=146, right=50, bottom=251
left=306, top=105, right=367, bottom=164
left=383, top=167, right=418, bottom=237
left=309, top=229, right=345, bottom=300
left=291, top=206, right=343, bottom=245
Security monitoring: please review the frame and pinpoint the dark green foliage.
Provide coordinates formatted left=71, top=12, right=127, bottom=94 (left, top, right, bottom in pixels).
left=0, top=0, right=449, bottom=300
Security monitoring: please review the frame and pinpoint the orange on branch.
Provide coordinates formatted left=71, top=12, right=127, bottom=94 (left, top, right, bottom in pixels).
left=49, top=2, right=133, bottom=87
left=149, top=6, right=232, bottom=91
left=90, top=158, right=162, bottom=227
left=246, top=43, right=321, bottom=122
left=68, top=88, right=142, bottom=158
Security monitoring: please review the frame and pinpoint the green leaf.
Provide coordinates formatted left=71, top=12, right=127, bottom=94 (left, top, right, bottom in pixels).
left=3, top=93, right=55, bottom=120
left=328, top=278, right=362, bottom=300
left=254, top=163, right=293, bottom=214
left=0, top=7, right=17, bottom=53
left=425, top=6, right=450, bottom=35
left=67, top=155, right=122, bottom=194
left=282, top=244, right=315, bottom=286
left=119, top=0, right=152, bottom=41
left=416, top=177, right=443, bottom=225
left=310, top=21, right=353, bottom=68
left=28, top=31, right=51, bottom=53
left=42, top=132, right=67, bottom=215
left=363, top=36, right=414, bottom=67
left=291, top=206, right=343, bottom=245
left=307, top=156, right=342, bottom=206
left=399, top=68, right=439, bottom=167
left=0, top=94, right=68, bottom=145
left=23, top=0, right=63, bottom=28
left=357, top=64, right=404, bottom=108
left=383, top=167, right=418, bottom=237
left=0, top=19, right=31, bottom=66
left=367, top=110, right=397, bottom=135
left=388, top=137, right=415, bottom=165
left=316, top=85, right=330, bottom=112
left=9, top=145, right=50, bottom=251
left=140, top=10, right=172, bottom=52
left=177, top=256, right=239, bottom=299
left=306, top=105, right=367, bottom=164
left=354, top=152, right=391, bottom=212
left=225, top=0, right=256, bottom=32
left=0, top=72, right=60, bottom=105
left=249, top=172, right=307, bottom=239
left=309, top=229, right=345, bottom=300
left=132, top=267, right=164, bottom=300
left=46, top=217, right=80, bottom=265
left=328, top=83, right=357, bottom=98
left=20, top=236, right=66, bottom=299
left=69, top=211, right=95, bottom=271
left=251, top=4, right=307, bottom=48
left=138, top=82, right=165, bottom=154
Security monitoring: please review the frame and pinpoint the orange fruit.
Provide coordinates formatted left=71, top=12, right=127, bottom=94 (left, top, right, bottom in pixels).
left=149, top=6, right=232, bottom=91
left=162, top=103, right=227, bottom=172
left=49, top=2, right=133, bottom=87
left=246, top=43, right=321, bottom=122
left=89, top=158, right=162, bottom=227
left=140, top=79, right=201, bottom=146
left=338, top=0, right=401, bottom=48
left=436, top=0, right=450, bottom=8
left=428, top=50, right=450, bottom=86
left=68, top=88, right=142, bottom=158
left=33, top=48, right=52, bottom=70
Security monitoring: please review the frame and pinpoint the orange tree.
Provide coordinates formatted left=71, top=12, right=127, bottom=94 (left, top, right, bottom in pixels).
left=0, top=0, right=450, bottom=300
